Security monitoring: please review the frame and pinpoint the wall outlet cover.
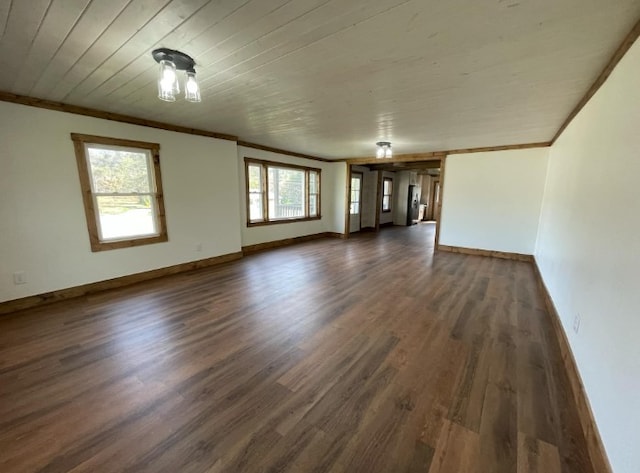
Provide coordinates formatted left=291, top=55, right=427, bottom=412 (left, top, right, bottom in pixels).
left=13, top=271, right=27, bottom=285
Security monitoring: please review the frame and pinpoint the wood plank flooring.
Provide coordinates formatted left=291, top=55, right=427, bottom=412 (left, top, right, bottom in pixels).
left=0, top=223, right=593, bottom=473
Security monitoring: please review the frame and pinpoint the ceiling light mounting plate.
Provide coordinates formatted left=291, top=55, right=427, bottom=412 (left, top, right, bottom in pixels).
left=152, top=48, right=196, bottom=73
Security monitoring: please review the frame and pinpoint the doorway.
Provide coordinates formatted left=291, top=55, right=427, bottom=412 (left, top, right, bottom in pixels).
left=349, top=172, right=363, bottom=233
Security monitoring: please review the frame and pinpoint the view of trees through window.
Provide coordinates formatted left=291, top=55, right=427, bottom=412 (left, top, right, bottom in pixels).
left=245, top=158, right=321, bottom=224
left=87, top=146, right=157, bottom=240
left=268, top=167, right=305, bottom=219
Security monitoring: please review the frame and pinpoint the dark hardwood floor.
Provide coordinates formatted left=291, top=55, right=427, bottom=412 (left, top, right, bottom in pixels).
left=0, top=223, right=593, bottom=473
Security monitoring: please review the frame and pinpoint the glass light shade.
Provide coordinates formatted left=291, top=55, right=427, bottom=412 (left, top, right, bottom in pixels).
left=376, top=142, right=392, bottom=158
left=158, top=59, right=178, bottom=102
left=184, top=71, right=201, bottom=103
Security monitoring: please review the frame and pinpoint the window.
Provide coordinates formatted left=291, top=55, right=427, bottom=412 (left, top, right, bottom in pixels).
left=71, top=133, right=168, bottom=252
left=245, top=158, right=321, bottom=225
left=382, top=177, right=393, bottom=212
left=350, top=174, right=362, bottom=215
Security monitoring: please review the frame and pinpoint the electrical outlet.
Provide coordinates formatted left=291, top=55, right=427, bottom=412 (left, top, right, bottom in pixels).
left=13, top=271, right=27, bottom=285
left=573, top=313, right=581, bottom=334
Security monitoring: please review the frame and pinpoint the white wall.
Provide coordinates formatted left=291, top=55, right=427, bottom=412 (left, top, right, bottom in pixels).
left=361, top=169, right=377, bottom=229
left=393, top=171, right=410, bottom=226
left=0, top=101, right=242, bottom=303
left=237, top=146, right=344, bottom=246
left=332, top=163, right=347, bottom=235
left=439, top=148, right=549, bottom=254
left=535, top=38, right=640, bottom=473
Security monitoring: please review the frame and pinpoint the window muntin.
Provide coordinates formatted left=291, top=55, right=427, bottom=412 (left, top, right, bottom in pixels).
left=245, top=158, right=321, bottom=225
left=72, top=134, right=168, bottom=251
left=382, top=177, right=393, bottom=212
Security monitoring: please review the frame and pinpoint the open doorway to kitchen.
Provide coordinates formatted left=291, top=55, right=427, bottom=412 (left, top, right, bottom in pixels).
left=345, top=158, right=444, bottom=249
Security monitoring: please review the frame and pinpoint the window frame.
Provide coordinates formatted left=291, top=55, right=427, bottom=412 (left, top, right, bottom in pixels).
left=244, top=157, right=321, bottom=226
left=71, top=133, right=168, bottom=252
left=382, top=177, right=393, bottom=213
left=350, top=172, right=363, bottom=216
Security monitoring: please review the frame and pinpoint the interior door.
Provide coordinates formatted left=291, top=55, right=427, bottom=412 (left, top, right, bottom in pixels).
left=349, top=173, right=363, bottom=233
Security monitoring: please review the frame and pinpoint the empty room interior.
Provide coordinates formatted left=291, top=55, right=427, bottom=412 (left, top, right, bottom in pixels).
left=1, top=1, right=639, bottom=472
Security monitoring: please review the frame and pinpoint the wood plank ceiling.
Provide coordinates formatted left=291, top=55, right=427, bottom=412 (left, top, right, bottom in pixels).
left=0, top=0, right=638, bottom=159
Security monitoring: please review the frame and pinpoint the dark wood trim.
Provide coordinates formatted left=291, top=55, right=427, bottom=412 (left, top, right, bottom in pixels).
left=315, top=170, right=322, bottom=220
left=0, top=252, right=243, bottom=315
left=70, top=133, right=161, bottom=149
left=70, top=133, right=169, bottom=252
left=374, top=171, right=383, bottom=231
left=344, top=165, right=352, bottom=239
left=532, top=258, right=613, bottom=473
left=445, top=141, right=551, bottom=155
left=0, top=91, right=237, bottom=141
left=242, top=232, right=341, bottom=254
left=244, top=156, right=322, bottom=173
left=238, top=140, right=332, bottom=162
left=434, top=158, right=446, bottom=248
left=346, top=153, right=443, bottom=164
left=438, top=244, right=533, bottom=262
left=244, top=157, right=322, bottom=226
left=551, top=18, right=640, bottom=144
left=345, top=142, right=550, bottom=164
left=247, top=217, right=322, bottom=227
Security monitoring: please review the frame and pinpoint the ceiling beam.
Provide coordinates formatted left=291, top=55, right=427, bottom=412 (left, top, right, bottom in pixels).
left=345, top=152, right=444, bottom=165
left=344, top=141, right=550, bottom=164
left=238, top=140, right=331, bottom=162
left=446, top=141, right=551, bottom=155
left=365, top=161, right=441, bottom=172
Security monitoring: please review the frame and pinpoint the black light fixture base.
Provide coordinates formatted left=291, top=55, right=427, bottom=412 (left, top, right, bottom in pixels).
left=152, top=48, right=196, bottom=73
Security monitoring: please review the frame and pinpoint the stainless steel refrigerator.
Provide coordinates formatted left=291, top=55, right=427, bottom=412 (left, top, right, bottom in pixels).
left=406, top=185, right=421, bottom=226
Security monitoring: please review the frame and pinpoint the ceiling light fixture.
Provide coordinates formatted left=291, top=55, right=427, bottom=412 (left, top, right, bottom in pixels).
left=376, top=141, right=392, bottom=158
left=152, top=48, right=201, bottom=103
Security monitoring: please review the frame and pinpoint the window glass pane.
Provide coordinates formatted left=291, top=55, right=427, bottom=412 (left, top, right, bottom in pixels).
left=268, top=167, right=305, bottom=219
left=383, top=180, right=390, bottom=194
left=87, top=146, right=151, bottom=193
left=309, top=194, right=318, bottom=217
left=383, top=196, right=390, bottom=211
left=309, top=171, right=318, bottom=194
left=249, top=192, right=263, bottom=221
left=350, top=202, right=360, bottom=215
left=248, top=164, right=262, bottom=192
left=95, top=195, right=156, bottom=240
